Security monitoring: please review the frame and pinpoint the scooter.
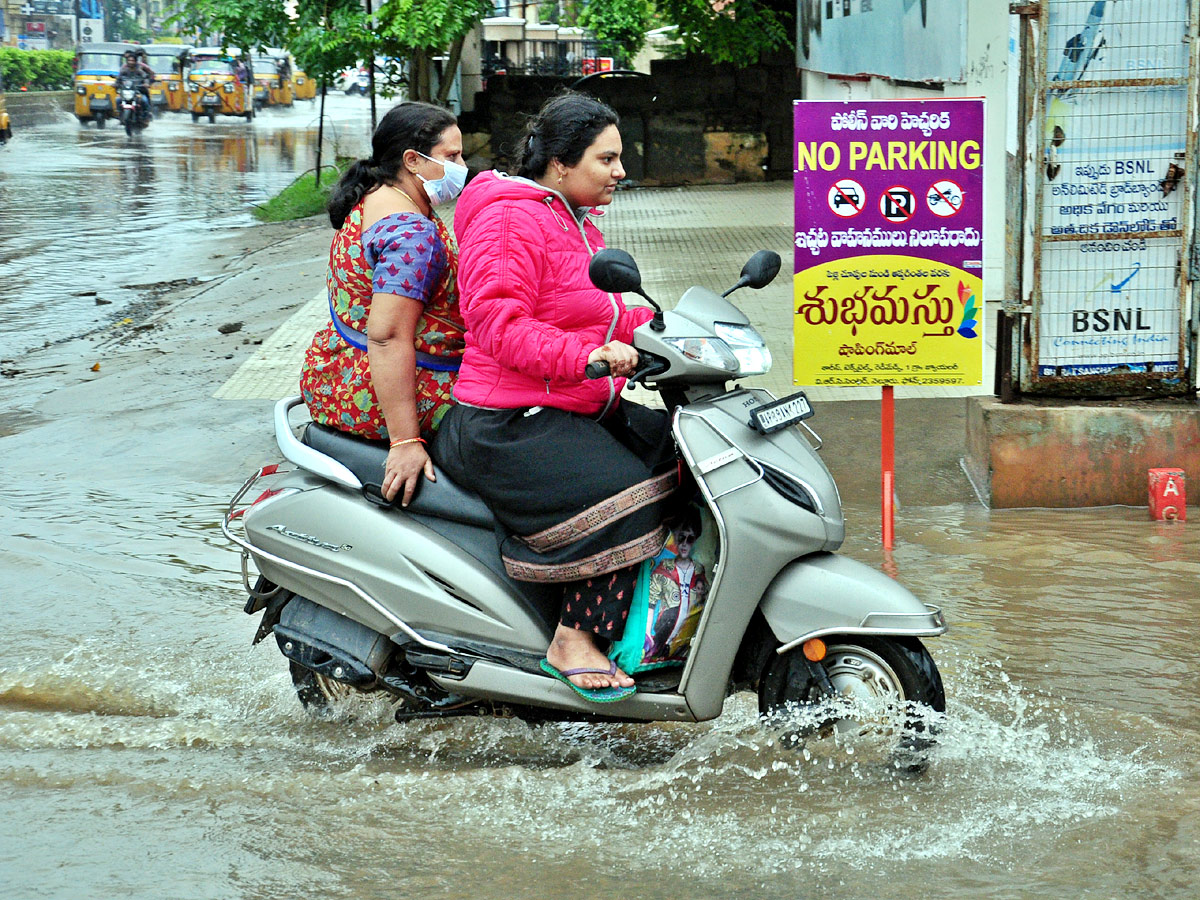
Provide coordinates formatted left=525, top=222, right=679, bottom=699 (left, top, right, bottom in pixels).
left=117, top=75, right=151, bottom=137
left=223, top=249, right=947, bottom=766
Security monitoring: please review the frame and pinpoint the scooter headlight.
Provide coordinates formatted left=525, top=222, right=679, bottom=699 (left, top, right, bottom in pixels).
left=714, top=322, right=772, bottom=375
left=662, top=337, right=740, bottom=373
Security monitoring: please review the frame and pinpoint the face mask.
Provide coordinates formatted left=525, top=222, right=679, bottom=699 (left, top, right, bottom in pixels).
left=415, top=151, right=468, bottom=206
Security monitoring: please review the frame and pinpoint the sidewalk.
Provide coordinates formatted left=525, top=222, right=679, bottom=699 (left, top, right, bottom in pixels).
left=215, top=181, right=998, bottom=404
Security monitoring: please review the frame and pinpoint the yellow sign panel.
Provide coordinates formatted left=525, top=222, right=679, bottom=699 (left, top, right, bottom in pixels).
left=793, top=255, right=983, bottom=386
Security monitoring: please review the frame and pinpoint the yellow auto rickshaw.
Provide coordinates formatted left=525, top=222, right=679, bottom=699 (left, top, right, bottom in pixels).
left=73, top=42, right=131, bottom=128
left=185, top=48, right=254, bottom=123
left=141, top=44, right=192, bottom=113
left=252, top=49, right=294, bottom=108
left=292, top=56, right=316, bottom=101
left=0, top=70, right=12, bottom=143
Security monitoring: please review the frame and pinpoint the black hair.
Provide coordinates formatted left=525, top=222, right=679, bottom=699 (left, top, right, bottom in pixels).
left=327, top=101, right=457, bottom=229
left=516, top=90, right=619, bottom=180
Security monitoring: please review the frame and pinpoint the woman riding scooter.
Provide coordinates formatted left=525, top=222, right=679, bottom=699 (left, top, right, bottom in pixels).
left=433, top=91, right=676, bottom=703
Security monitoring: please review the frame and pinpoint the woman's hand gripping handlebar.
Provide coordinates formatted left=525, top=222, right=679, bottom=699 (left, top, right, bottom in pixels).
left=585, top=341, right=639, bottom=379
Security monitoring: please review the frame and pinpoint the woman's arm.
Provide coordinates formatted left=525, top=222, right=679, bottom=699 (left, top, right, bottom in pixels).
left=367, top=293, right=434, bottom=506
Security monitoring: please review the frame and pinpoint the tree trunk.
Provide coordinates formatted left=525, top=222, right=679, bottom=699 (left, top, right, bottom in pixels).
left=407, top=51, right=426, bottom=103
left=435, top=36, right=465, bottom=108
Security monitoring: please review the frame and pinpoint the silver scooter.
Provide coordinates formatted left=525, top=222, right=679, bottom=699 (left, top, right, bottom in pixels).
left=222, top=249, right=946, bottom=764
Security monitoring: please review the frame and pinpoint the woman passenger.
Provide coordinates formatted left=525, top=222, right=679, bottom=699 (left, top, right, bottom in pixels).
left=433, top=91, right=675, bottom=703
left=300, top=102, right=467, bottom=506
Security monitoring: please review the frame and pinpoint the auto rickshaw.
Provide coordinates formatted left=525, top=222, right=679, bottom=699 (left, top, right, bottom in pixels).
left=292, top=56, right=316, bottom=101
left=185, top=48, right=254, bottom=123
left=73, top=42, right=131, bottom=127
left=0, top=71, right=12, bottom=143
left=141, top=44, right=192, bottom=113
left=252, top=49, right=294, bottom=107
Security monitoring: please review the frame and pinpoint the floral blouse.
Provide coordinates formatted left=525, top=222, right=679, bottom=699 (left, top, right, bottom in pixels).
left=300, top=202, right=464, bottom=438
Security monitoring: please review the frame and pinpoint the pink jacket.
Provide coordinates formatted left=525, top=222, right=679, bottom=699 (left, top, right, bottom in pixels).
left=451, top=170, right=655, bottom=416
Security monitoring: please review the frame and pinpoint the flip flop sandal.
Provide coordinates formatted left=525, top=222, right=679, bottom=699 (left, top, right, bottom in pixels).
left=539, top=658, right=636, bottom=704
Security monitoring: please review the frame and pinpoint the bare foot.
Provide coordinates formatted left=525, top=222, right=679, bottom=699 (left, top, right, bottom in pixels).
left=546, top=624, right=635, bottom=690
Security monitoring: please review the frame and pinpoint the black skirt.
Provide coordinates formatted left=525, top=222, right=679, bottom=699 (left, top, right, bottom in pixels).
left=432, top=401, right=677, bottom=583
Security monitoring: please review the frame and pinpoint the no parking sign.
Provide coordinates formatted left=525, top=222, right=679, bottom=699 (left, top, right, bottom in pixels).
left=792, top=99, right=985, bottom=386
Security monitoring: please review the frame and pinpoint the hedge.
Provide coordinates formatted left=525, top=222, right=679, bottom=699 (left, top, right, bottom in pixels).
left=0, top=49, right=75, bottom=91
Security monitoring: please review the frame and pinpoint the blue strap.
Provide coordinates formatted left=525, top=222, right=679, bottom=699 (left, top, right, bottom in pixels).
left=328, top=293, right=368, bottom=350
left=327, top=294, right=460, bottom=372
left=414, top=351, right=461, bottom=372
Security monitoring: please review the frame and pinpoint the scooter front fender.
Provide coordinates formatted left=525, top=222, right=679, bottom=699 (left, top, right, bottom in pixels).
left=758, top=552, right=946, bottom=653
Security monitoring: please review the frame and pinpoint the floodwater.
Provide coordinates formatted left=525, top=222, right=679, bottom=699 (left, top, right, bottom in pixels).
left=3, top=98, right=1200, bottom=900
left=0, top=94, right=372, bottom=358
left=4, top=491, right=1197, bottom=899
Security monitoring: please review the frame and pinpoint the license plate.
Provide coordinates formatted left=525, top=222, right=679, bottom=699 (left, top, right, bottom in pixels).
left=203, top=96, right=219, bottom=104
left=749, top=391, right=814, bottom=434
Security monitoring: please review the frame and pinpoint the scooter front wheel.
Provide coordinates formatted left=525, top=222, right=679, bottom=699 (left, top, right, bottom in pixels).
left=758, top=636, right=944, bottom=772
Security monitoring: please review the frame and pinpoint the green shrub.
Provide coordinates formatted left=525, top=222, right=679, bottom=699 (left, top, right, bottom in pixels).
left=253, top=161, right=351, bottom=223
left=0, top=48, right=74, bottom=91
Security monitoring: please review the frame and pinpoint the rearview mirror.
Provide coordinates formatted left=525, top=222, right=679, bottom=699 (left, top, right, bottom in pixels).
left=741, top=250, right=782, bottom=289
left=589, top=248, right=642, bottom=295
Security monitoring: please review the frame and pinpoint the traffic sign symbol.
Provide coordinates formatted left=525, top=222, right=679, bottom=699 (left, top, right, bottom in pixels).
left=880, top=186, right=915, bottom=223
left=827, top=179, right=865, bottom=218
left=926, top=179, right=964, bottom=217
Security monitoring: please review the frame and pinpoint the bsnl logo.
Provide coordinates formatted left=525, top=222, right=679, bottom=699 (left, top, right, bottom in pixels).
left=1071, top=308, right=1153, bottom=333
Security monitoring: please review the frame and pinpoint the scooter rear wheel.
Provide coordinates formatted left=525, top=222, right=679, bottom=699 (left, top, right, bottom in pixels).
left=289, top=660, right=357, bottom=712
left=758, top=636, right=944, bottom=772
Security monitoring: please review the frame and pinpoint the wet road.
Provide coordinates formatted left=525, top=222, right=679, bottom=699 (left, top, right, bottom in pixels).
left=0, top=95, right=372, bottom=359
left=2, top=100, right=1200, bottom=900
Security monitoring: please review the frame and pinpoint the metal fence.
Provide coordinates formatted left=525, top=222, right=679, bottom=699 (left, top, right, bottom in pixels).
left=1019, top=0, right=1198, bottom=396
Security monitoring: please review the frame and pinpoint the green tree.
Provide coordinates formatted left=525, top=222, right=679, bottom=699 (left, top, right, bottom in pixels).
left=168, top=0, right=294, bottom=58
left=655, top=0, right=794, bottom=65
left=374, top=0, right=491, bottom=105
left=170, top=0, right=491, bottom=106
left=578, top=0, right=653, bottom=66
left=287, top=0, right=376, bottom=91
left=105, top=2, right=153, bottom=43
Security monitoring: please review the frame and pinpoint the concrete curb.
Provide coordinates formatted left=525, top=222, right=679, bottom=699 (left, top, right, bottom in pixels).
left=4, top=91, right=74, bottom=127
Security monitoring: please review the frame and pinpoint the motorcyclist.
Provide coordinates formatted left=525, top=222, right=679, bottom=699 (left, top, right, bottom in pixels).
left=119, top=49, right=155, bottom=121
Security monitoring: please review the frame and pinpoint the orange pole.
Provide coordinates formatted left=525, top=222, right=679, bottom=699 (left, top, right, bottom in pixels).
left=881, top=385, right=895, bottom=550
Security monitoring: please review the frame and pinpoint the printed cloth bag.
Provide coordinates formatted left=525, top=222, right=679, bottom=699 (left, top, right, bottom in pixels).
left=609, top=504, right=715, bottom=674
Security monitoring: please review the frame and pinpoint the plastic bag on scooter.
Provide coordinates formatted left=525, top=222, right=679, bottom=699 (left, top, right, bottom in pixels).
left=609, top=504, right=715, bottom=674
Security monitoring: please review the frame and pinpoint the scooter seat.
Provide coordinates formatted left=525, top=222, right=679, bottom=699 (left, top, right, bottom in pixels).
left=301, top=423, right=496, bottom=529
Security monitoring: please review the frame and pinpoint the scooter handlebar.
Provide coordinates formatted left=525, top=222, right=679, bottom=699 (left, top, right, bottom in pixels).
left=584, top=360, right=611, bottom=379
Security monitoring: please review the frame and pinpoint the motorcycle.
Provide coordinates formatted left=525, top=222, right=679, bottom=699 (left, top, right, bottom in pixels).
left=117, top=75, right=152, bottom=136
left=222, top=249, right=947, bottom=768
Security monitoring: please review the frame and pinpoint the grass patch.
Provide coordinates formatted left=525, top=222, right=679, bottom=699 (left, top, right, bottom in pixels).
left=253, top=160, right=352, bottom=222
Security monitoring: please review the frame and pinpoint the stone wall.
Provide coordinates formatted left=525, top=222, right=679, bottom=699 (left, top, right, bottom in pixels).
left=459, top=54, right=803, bottom=185
left=965, top=396, right=1200, bottom=508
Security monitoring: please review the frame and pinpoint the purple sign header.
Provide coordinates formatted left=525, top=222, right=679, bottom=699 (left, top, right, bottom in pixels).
left=793, top=99, right=985, bottom=271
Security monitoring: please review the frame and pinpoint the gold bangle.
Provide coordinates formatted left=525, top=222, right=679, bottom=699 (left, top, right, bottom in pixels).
left=388, top=436, right=426, bottom=449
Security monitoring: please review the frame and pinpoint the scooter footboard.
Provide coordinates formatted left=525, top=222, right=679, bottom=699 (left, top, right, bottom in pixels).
left=758, top=552, right=946, bottom=653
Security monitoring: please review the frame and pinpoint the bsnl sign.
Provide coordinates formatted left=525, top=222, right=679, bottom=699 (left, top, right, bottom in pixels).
left=1071, top=307, right=1153, bottom=333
